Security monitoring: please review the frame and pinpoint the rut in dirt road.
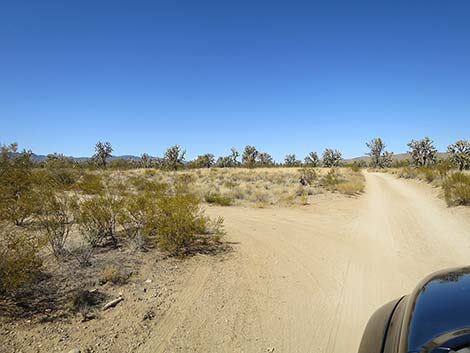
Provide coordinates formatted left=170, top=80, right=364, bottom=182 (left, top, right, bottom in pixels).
left=138, top=172, right=470, bottom=353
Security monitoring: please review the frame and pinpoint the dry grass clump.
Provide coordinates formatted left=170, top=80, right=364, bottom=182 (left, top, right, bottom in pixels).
left=443, top=172, right=470, bottom=206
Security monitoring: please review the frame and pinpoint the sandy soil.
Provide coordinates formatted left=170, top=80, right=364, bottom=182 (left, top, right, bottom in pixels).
left=137, top=172, right=470, bottom=353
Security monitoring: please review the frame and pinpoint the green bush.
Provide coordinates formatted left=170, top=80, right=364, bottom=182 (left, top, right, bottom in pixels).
left=204, top=192, right=233, bottom=206
left=0, top=225, right=42, bottom=294
left=154, top=193, right=209, bottom=253
left=443, top=172, right=470, bottom=206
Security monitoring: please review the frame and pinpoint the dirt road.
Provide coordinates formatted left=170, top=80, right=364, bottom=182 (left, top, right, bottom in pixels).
left=139, top=172, right=470, bottom=353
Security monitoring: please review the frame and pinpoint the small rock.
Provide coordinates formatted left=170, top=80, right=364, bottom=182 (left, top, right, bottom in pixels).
left=67, top=349, right=81, bottom=353
left=145, top=279, right=152, bottom=283
left=267, top=348, right=275, bottom=353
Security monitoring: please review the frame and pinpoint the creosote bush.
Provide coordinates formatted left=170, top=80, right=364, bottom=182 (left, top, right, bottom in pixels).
left=204, top=192, right=233, bottom=206
left=0, top=225, right=42, bottom=294
left=443, top=172, right=470, bottom=206
left=78, top=195, right=121, bottom=247
left=76, top=172, right=104, bottom=195
left=36, top=192, right=78, bottom=258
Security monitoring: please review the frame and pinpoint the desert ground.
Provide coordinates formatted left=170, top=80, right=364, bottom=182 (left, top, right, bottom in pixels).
left=137, top=171, right=470, bottom=353
left=2, top=170, right=470, bottom=353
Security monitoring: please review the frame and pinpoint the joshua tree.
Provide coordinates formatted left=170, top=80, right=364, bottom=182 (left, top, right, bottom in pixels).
left=242, top=145, right=259, bottom=168
left=366, top=137, right=394, bottom=168
left=322, top=148, right=343, bottom=167
left=284, top=154, right=301, bottom=167
left=448, top=140, right=470, bottom=170
left=257, top=152, right=274, bottom=166
left=93, top=141, right=113, bottom=168
left=407, top=137, right=437, bottom=166
left=230, top=148, right=239, bottom=166
left=140, top=153, right=152, bottom=168
left=304, top=152, right=319, bottom=167
left=163, top=145, right=186, bottom=170
left=193, top=154, right=215, bottom=168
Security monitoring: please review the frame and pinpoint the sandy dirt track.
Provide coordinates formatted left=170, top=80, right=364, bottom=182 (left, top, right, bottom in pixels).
left=139, top=172, right=470, bottom=353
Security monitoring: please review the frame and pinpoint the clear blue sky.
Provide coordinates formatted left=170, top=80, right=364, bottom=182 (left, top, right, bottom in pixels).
left=1, top=1, right=469, bottom=161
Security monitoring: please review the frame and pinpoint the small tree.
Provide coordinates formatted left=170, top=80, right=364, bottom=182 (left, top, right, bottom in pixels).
left=93, top=141, right=113, bottom=168
left=407, top=137, right=437, bottom=166
left=322, top=148, right=343, bottom=167
left=230, top=148, right=239, bottom=166
left=304, top=152, right=319, bottom=167
left=448, top=140, right=470, bottom=171
left=140, top=153, right=152, bottom=168
left=192, top=154, right=215, bottom=168
left=381, top=151, right=394, bottom=168
left=257, top=152, right=274, bottom=166
left=366, top=137, right=394, bottom=168
left=242, top=145, right=259, bottom=168
left=163, top=145, right=186, bottom=170
left=284, top=154, right=301, bottom=167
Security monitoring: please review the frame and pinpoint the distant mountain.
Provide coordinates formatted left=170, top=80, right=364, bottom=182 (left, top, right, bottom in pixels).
left=27, top=153, right=143, bottom=163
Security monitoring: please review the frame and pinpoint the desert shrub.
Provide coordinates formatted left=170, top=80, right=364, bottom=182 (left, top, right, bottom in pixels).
left=320, top=169, right=341, bottom=188
left=71, top=289, right=106, bottom=320
left=443, top=172, right=470, bottom=206
left=129, top=176, right=167, bottom=194
left=204, top=192, right=233, bottom=206
left=0, top=147, right=38, bottom=226
left=348, top=164, right=361, bottom=173
left=0, top=225, right=42, bottom=294
left=78, top=195, right=121, bottom=247
left=154, top=194, right=209, bottom=253
left=419, top=167, right=437, bottom=183
left=98, top=264, right=128, bottom=285
left=76, top=173, right=104, bottom=195
left=36, top=192, right=78, bottom=258
left=299, top=167, right=317, bottom=185
left=117, top=191, right=160, bottom=247
left=435, top=159, right=453, bottom=179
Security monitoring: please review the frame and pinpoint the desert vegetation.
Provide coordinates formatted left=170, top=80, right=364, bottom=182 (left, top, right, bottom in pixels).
left=2, top=136, right=470, bottom=352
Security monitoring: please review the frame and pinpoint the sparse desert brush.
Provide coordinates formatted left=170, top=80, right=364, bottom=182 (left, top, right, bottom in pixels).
left=0, top=225, right=42, bottom=294
left=98, top=264, right=128, bottom=285
left=443, top=172, right=470, bottom=206
left=204, top=192, right=233, bottom=206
